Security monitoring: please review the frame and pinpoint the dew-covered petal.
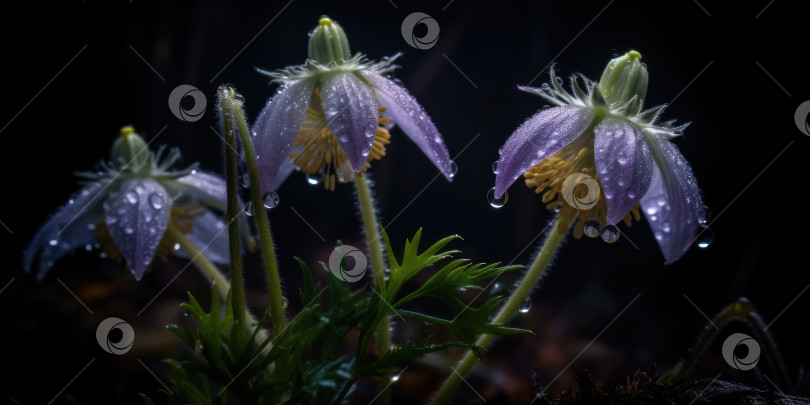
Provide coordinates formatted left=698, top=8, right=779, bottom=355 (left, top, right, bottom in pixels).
left=362, top=71, right=453, bottom=180
left=167, top=171, right=256, bottom=248
left=175, top=210, right=229, bottom=265
left=594, top=117, right=653, bottom=225
left=273, top=156, right=297, bottom=191
left=319, top=72, right=378, bottom=172
left=253, top=78, right=315, bottom=192
left=103, top=178, right=171, bottom=280
left=24, top=180, right=109, bottom=280
left=494, top=105, right=594, bottom=198
left=640, top=138, right=705, bottom=264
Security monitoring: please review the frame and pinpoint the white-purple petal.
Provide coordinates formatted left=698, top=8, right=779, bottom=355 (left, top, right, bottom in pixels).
left=494, top=105, right=594, bottom=198
left=319, top=72, right=378, bottom=172
left=361, top=71, right=454, bottom=180
left=640, top=138, right=705, bottom=264
left=175, top=210, right=230, bottom=265
left=24, top=180, right=109, bottom=280
left=169, top=171, right=256, bottom=248
left=594, top=117, right=653, bottom=225
left=173, top=171, right=229, bottom=208
left=273, top=156, right=297, bottom=191
left=253, top=79, right=315, bottom=192
left=103, top=178, right=171, bottom=280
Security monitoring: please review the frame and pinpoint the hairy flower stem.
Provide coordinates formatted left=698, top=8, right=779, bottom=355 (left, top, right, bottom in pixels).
left=354, top=172, right=392, bottom=405
left=167, top=225, right=268, bottom=342
left=221, top=98, right=248, bottom=328
left=432, top=216, right=569, bottom=405
left=219, top=86, right=287, bottom=335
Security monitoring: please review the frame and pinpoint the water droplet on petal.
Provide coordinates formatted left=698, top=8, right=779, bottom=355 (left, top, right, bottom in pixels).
left=491, top=160, right=499, bottom=174
left=487, top=188, right=508, bottom=208
left=700, top=204, right=712, bottom=224
left=245, top=202, right=254, bottom=217
left=541, top=83, right=550, bottom=91
left=696, top=226, right=713, bottom=248
left=125, top=191, right=138, bottom=204
left=125, top=226, right=135, bottom=235
left=583, top=219, right=601, bottom=238
left=519, top=298, right=532, bottom=313
left=174, top=243, right=181, bottom=251
left=449, top=161, right=458, bottom=178
left=600, top=225, right=620, bottom=243
left=263, top=192, right=280, bottom=209
left=149, top=192, right=164, bottom=209
left=49, top=239, right=58, bottom=246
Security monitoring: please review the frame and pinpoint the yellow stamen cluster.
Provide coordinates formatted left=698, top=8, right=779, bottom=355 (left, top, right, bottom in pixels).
left=94, top=203, right=204, bottom=268
left=290, top=88, right=391, bottom=191
left=524, top=139, right=640, bottom=238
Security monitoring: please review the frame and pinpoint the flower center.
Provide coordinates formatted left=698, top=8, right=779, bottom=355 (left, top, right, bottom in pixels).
left=94, top=203, right=204, bottom=268
left=523, top=134, right=640, bottom=238
left=289, top=88, right=391, bottom=191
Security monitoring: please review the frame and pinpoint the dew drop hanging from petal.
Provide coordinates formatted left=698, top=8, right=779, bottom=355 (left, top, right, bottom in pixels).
left=696, top=226, right=713, bottom=248
left=600, top=224, right=620, bottom=243
left=583, top=219, right=601, bottom=238
left=263, top=192, right=280, bottom=209
left=449, top=161, right=458, bottom=178
left=305, top=172, right=322, bottom=186
left=487, top=187, right=508, bottom=208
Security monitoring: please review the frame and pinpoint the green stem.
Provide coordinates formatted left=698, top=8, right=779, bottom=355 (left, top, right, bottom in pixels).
left=168, top=225, right=268, bottom=342
left=431, top=216, right=568, bottom=405
left=219, top=86, right=287, bottom=335
left=354, top=172, right=392, bottom=405
left=221, top=94, right=247, bottom=327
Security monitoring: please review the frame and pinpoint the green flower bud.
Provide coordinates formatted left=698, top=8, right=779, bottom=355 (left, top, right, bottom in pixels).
left=597, top=51, right=648, bottom=107
left=111, top=126, right=149, bottom=170
left=308, top=16, right=351, bottom=65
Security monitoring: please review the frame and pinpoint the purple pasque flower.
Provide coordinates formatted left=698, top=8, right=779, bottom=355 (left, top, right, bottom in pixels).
left=251, top=16, right=453, bottom=192
left=24, top=126, right=255, bottom=281
left=494, top=51, right=706, bottom=264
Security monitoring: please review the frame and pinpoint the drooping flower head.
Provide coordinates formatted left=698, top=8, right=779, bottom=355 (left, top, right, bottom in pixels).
left=24, top=126, right=254, bottom=280
left=252, top=16, right=453, bottom=191
left=494, top=51, right=706, bottom=263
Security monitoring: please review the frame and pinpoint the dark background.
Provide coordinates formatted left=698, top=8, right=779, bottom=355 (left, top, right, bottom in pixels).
left=1, top=0, right=808, bottom=403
